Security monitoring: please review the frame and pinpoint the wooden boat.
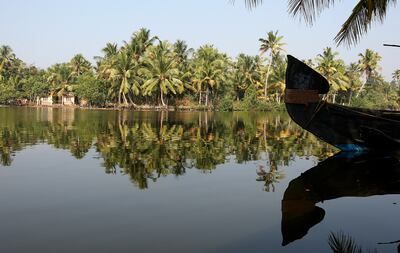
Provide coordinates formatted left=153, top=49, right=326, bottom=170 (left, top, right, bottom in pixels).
left=281, top=151, right=400, bottom=245
left=285, top=55, right=400, bottom=151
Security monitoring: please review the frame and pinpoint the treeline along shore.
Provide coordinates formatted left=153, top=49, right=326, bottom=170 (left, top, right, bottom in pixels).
left=0, top=28, right=399, bottom=111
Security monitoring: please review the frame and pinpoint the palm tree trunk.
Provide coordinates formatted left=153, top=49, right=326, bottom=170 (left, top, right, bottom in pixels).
left=122, top=92, right=128, bottom=106
left=348, top=90, right=353, bottom=105
left=127, top=94, right=137, bottom=107
left=160, top=111, right=164, bottom=129
left=356, top=81, right=367, bottom=98
left=205, top=87, right=209, bottom=107
left=160, top=88, right=166, bottom=107
left=263, top=122, right=267, bottom=153
left=356, top=74, right=369, bottom=98
left=198, top=91, right=202, bottom=105
left=264, top=55, right=272, bottom=99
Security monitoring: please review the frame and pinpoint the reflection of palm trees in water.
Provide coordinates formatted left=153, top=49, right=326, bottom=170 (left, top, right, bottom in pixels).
left=256, top=163, right=285, bottom=192
left=329, top=232, right=400, bottom=253
left=0, top=108, right=336, bottom=189
left=328, top=232, right=374, bottom=253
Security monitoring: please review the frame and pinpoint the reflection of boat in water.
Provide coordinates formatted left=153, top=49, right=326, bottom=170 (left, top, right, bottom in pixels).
left=284, top=55, right=400, bottom=152
left=281, top=151, right=400, bottom=246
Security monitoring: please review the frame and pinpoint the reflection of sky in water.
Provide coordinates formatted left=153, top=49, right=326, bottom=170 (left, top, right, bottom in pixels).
left=0, top=107, right=399, bottom=253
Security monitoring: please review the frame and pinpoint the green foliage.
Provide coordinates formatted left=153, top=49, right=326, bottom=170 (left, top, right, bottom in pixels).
left=141, top=41, right=186, bottom=106
left=74, top=74, right=108, bottom=106
left=192, top=45, right=228, bottom=106
left=242, top=0, right=396, bottom=46
left=0, top=82, right=16, bottom=104
left=242, top=83, right=258, bottom=109
left=217, top=94, right=234, bottom=111
left=315, top=47, right=349, bottom=103
left=351, top=82, right=399, bottom=110
left=0, top=28, right=397, bottom=111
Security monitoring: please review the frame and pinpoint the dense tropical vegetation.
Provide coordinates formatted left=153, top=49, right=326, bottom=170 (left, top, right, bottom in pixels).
left=0, top=28, right=398, bottom=110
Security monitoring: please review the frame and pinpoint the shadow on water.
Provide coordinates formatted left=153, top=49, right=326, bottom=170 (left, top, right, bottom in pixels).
left=281, top=150, right=400, bottom=251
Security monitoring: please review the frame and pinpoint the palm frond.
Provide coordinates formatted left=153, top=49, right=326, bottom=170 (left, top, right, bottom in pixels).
left=231, top=0, right=263, bottom=9
left=328, top=232, right=364, bottom=253
left=288, top=0, right=335, bottom=24
left=334, top=0, right=397, bottom=45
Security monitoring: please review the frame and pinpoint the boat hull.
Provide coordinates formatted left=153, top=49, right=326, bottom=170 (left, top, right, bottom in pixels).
left=286, top=102, right=400, bottom=151
left=285, top=55, right=400, bottom=151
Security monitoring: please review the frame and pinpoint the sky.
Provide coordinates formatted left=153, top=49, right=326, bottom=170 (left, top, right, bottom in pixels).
left=0, top=0, right=399, bottom=80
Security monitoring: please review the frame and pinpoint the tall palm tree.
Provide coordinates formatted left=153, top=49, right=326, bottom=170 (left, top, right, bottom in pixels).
left=316, top=47, right=349, bottom=103
left=392, top=69, right=400, bottom=85
left=357, top=49, right=381, bottom=97
left=345, top=62, right=362, bottom=105
left=124, top=28, right=158, bottom=61
left=101, top=43, right=118, bottom=59
left=259, top=30, right=285, bottom=100
left=241, top=0, right=397, bottom=45
left=0, top=45, right=16, bottom=80
left=192, top=45, right=227, bottom=106
left=140, top=41, right=184, bottom=107
left=233, top=54, right=259, bottom=100
left=107, top=51, right=141, bottom=106
left=0, top=45, right=15, bottom=64
left=269, top=55, right=287, bottom=103
left=173, top=40, right=193, bottom=65
left=70, top=54, right=92, bottom=77
left=46, top=63, right=74, bottom=104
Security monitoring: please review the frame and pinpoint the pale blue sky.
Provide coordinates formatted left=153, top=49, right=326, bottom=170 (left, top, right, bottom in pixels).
left=0, top=0, right=399, bottom=79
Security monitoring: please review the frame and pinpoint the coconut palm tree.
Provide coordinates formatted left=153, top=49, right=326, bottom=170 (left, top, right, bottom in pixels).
left=233, top=54, right=259, bottom=100
left=357, top=49, right=382, bottom=97
left=259, top=30, right=285, bottom=100
left=0, top=45, right=15, bottom=65
left=0, top=45, right=16, bottom=81
left=46, top=63, right=74, bottom=104
left=107, top=51, right=141, bottom=106
left=192, top=45, right=227, bottom=106
left=102, top=43, right=119, bottom=59
left=124, top=28, right=158, bottom=61
left=173, top=40, right=193, bottom=65
left=140, top=41, right=184, bottom=107
left=316, top=47, right=349, bottom=103
left=269, top=55, right=287, bottom=103
left=70, top=54, right=92, bottom=77
left=392, top=69, right=400, bottom=85
left=173, top=40, right=194, bottom=84
left=241, top=0, right=397, bottom=45
left=345, top=62, right=362, bottom=105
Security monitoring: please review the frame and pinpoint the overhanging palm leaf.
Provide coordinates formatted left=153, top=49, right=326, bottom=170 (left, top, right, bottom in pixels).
left=240, top=0, right=397, bottom=45
left=335, top=0, right=397, bottom=45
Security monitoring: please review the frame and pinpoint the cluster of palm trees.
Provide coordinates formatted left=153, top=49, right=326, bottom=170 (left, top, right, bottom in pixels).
left=303, top=46, right=398, bottom=108
left=0, top=28, right=399, bottom=109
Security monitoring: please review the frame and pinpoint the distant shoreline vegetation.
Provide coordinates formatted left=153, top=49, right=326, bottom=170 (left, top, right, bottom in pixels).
left=0, top=28, right=399, bottom=111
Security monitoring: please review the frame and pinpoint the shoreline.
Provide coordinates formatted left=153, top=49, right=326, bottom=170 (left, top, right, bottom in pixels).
left=0, top=104, right=214, bottom=112
left=0, top=104, right=284, bottom=112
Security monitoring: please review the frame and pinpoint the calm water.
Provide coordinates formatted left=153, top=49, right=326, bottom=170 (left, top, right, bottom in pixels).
left=0, top=107, right=399, bottom=253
